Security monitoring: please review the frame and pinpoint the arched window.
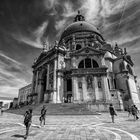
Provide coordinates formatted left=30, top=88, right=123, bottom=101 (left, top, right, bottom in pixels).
left=78, top=60, right=84, bottom=68
left=85, top=58, right=92, bottom=68
left=78, top=58, right=99, bottom=68
left=76, top=44, right=82, bottom=50
left=92, top=59, right=99, bottom=68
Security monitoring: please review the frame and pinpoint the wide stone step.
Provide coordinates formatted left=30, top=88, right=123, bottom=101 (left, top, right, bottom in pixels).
left=6, top=103, right=99, bottom=115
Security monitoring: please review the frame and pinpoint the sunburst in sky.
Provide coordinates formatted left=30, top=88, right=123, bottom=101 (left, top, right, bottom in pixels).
left=0, top=0, right=140, bottom=98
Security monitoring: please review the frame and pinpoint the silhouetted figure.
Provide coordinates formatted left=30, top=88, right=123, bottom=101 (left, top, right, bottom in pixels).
left=109, top=104, right=117, bottom=123
left=40, top=106, right=47, bottom=127
left=127, top=105, right=132, bottom=117
left=1, top=108, right=4, bottom=115
left=131, top=104, right=139, bottom=120
left=24, top=109, right=32, bottom=139
left=0, top=107, right=2, bottom=115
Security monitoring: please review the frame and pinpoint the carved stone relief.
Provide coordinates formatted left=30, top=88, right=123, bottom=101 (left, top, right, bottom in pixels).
left=87, top=75, right=93, bottom=89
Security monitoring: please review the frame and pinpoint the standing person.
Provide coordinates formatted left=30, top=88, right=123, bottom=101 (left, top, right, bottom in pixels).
left=127, top=105, right=132, bottom=117
left=24, top=109, right=33, bottom=139
left=1, top=107, right=4, bottom=115
left=109, top=103, right=117, bottom=123
left=40, top=105, right=47, bottom=127
left=131, top=104, right=139, bottom=120
left=0, top=107, right=2, bottom=115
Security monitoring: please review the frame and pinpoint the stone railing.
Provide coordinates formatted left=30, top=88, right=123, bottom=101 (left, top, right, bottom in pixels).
left=71, top=67, right=107, bottom=76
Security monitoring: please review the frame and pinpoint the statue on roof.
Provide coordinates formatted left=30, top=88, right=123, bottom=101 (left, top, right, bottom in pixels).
left=114, top=42, right=123, bottom=55
left=124, top=48, right=127, bottom=55
left=115, top=42, right=119, bottom=49
left=55, top=40, right=58, bottom=46
left=42, top=40, right=48, bottom=52
left=74, top=10, right=85, bottom=22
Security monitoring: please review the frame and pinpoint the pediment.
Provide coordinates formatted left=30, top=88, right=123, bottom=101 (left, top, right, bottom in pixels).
left=36, top=52, right=47, bottom=63
left=70, top=46, right=105, bottom=56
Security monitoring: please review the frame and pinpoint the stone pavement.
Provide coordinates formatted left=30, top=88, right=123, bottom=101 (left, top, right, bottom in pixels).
left=0, top=112, right=140, bottom=140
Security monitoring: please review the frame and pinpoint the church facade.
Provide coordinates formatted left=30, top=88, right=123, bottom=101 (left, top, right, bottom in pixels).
left=30, top=12, right=140, bottom=110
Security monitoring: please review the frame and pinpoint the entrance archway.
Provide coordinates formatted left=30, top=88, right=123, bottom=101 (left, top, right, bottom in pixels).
left=64, top=78, right=73, bottom=103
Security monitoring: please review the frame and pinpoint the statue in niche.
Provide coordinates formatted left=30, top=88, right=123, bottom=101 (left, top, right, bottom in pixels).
left=60, top=60, right=64, bottom=69
left=87, top=75, right=93, bottom=89
left=78, top=82, right=82, bottom=89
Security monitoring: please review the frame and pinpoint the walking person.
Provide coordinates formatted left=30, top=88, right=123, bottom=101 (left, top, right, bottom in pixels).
left=127, top=105, right=132, bottom=117
left=131, top=104, right=139, bottom=120
left=40, top=105, right=47, bottom=127
left=23, top=109, right=33, bottom=139
left=109, top=103, right=117, bottom=123
left=0, top=107, right=2, bottom=115
left=1, top=107, right=4, bottom=115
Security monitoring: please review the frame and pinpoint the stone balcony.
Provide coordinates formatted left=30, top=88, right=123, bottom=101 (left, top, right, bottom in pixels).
left=71, top=67, right=108, bottom=76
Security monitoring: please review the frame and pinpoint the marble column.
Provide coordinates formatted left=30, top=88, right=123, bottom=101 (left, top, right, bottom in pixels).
left=44, top=68, right=48, bottom=102
left=46, top=65, right=49, bottom=90
left=36, top=70, right=42, bottom=103
left=36, top=67, right=46, bottom=103
left=53, top=60, right=57, bottom=103
left=94, top=76, right=99, bottom=101
left=37, top=68, right=47, bottom=103
left=57, top=72, right=63, bottom=103
left=72, top=77, right=78, bottom=102
left=82, top=77, right=87, bottom=101
left=102, top=76, right=111, bottom=102
left=79, top=79, right=84, bottom=102
left=31, top=71, right=36, bottom=94
left=37, top=79, right=42, bottom=103
left=35, top=70, right=39, bottom=94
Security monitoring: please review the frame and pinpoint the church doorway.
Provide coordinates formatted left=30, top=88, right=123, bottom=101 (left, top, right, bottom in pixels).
left=67, top=79, right=72, bottom=92
left=64, top=78, right=73, bottom=103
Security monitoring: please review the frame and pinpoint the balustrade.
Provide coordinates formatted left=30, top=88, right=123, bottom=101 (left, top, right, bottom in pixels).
left=72, top=67, right=107, bottom=75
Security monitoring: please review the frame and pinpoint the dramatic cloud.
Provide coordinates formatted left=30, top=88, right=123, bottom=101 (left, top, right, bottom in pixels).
left=12, top=21, right=49, bottom=48
left=0, top=52, right=30, bottom=97
left=0, top=0, right=140, bottom=98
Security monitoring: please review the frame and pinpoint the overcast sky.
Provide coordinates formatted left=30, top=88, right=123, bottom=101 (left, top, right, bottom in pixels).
left=0, top=0, right=140, bottom=98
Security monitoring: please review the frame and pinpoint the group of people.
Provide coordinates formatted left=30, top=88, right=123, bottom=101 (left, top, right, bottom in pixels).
left=23, top=105, right=47, bottom=139
left=109, top=103, right=139, bottom=123
left=23, top=104, right=139, bottom=139
left=127, top=104, right=139, bottom=120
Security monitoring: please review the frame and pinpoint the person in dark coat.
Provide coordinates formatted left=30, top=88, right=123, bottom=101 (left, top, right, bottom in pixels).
left=40, top=106, right=47, bottom=126
left=127, top=105, right=132, bottom=117
left=24, top=109, right=33, bottom=139
left=131, top=104, right=139, bottom=120
left=109, top=103, right=117, bottom=123
left=1, top=107, right=4, bottom=115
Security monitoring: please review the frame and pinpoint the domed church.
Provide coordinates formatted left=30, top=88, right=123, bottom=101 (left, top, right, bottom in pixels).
left=30, top=12, right=140, bottom=110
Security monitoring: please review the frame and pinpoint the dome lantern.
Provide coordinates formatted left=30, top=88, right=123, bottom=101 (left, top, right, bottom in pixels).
left=74, top=10, right=85, bottom=22
left=59, top=12, right=104, bottom=43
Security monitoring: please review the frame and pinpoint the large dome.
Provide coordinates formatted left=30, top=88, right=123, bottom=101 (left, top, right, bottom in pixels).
left=60, top=21, right=100, bottom=40
left=60, top=21, right=100, bottom=41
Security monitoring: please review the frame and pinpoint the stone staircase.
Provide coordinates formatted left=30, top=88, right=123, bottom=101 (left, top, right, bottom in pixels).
left=7, top=103, right=99, bottom=115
